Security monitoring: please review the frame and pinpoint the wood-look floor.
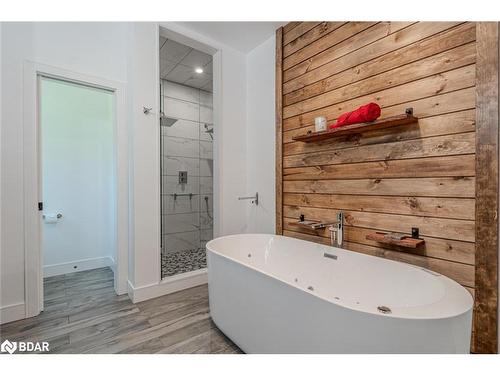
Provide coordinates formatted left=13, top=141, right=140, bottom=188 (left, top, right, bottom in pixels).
left=0, top=267, right=242, bottom=354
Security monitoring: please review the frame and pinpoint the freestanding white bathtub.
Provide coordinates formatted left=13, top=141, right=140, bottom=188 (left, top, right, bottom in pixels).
left=206, top=234, right=473, bottom=354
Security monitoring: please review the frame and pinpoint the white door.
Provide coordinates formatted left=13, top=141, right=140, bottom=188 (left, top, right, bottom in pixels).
left=39, top=77, right=116, bottom=280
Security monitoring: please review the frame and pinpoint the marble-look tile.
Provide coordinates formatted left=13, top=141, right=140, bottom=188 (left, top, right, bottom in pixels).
left=165, top=65, right=198, bottom=87
left=160, top=60, right=177, bottom=78
left=163, top=137, right=199, bottom=158
left=200, top=212, right=213, bottom=230
left=200, top=194, right=213, bottom=214
left=162, top=231, right=200, bottom=254
left=164, top=97, right=199, bottom=122
left=185, top=75, right=211, bottom=90
left=200, top=177, right=213, bottom=194
left=163, top=81, right=199, bottom=104
left=162, top=194, right=200, bottom=214
left=200, top=229, right=213, bottom=242
left=162, top=213, right=200, bottom=234
left=162, top=156, right=199, bottom=177
left=199, top=91, right=213, bottom=108
left=199, top=124, right=214, bottom=142
left=199, top=140, right=213, bottom=160
left=200, top=105, right=213, bottom=124
left=162, top=176, right=200, bottom=195
left=182, top=50, right=212, bottom=70
left=161, top=119, right=200, bottom=140
left=199, top=159, right=213, bottom=177
left=159, top=40, right=191, bottom=64
left=203, top=61, right=213, bottom=75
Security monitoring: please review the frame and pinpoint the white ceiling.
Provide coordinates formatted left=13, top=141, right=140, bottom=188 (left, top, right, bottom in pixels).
left=177, top=22, right=285, bottom=53
left=160, top=37, right=213, bottom=92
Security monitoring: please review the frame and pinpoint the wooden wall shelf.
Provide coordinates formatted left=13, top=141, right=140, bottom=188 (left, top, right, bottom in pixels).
left=292, top=111, right=418, bottom=143
left=366, top=232, right=425, bottom=248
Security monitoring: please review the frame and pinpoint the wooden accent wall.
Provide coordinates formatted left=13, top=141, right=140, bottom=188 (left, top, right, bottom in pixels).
left=276, top=22, right=499, bottom=353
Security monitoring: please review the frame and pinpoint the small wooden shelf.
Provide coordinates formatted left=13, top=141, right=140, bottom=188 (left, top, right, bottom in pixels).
left=366, top=232, right=425, bottom=249
left=292, top=110, right=418, bottom=143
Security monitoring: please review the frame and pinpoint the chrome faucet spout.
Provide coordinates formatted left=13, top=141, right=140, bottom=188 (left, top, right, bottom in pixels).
left=328, top=212, right=344, bottom=248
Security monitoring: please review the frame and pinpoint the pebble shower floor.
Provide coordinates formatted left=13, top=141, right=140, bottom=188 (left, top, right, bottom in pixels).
left=161, top=247, right=207, bottom=277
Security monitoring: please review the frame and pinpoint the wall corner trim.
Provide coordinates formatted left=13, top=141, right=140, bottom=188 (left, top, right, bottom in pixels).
left=275, top=26, right=283, bottom=235
left=474, top=21, right=499, bottom=354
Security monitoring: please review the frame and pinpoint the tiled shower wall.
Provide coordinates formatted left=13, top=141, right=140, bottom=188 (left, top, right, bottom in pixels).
left=161, top=80, right=213, bottom=275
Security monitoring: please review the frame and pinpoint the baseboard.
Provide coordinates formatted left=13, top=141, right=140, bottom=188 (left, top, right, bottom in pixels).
left=43, top=256, right=115, bottom=278
left=0, top=302, right=26, bottom=324
left=128, top=269, right=208, bottom=303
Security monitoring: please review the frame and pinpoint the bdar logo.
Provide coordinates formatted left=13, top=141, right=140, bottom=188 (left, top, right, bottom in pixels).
left=1, top=339, right=17, bottom=354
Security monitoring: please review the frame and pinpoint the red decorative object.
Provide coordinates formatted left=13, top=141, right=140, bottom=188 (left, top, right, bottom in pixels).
left=330, top=102, right=381, bottom=129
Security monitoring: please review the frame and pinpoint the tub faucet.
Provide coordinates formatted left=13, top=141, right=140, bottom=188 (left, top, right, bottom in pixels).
left=328, top=212, right=343, bottom=248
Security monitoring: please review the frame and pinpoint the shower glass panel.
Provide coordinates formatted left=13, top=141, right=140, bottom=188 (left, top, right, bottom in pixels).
left=159, top=36, right=213, bottom=279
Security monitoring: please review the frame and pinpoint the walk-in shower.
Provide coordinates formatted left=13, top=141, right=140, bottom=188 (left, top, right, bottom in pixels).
left=159, top=36, right=214, bottom=279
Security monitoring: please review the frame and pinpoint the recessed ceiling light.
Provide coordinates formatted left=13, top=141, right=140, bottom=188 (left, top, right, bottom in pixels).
left=195, top=67, right=203, bottom=74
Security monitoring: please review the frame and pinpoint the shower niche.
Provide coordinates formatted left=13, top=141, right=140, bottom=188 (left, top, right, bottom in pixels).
left=159, top=35, right=214, bottom=279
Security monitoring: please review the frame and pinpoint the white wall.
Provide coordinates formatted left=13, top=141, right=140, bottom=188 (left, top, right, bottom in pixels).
left=245, top=35, right=276, bottom=234
left=0, top=22, right=130, bottom=322
left=125, top=22, right=161, bottom=294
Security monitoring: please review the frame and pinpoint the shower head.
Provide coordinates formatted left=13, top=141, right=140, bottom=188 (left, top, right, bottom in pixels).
left=160, top=113, right=178, bottom=127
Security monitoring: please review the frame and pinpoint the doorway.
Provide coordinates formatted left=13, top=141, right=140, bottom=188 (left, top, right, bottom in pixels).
left=156, top=25, right=221, bottom=292
left=159, top=37, right=214, bottom=279
left=39, top=77, right=116, bottom=279
left=23, top=63, right=128, bottom=318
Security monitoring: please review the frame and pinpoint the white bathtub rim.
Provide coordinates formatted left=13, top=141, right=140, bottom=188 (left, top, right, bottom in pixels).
left=206, top=233, right=474, bottom=321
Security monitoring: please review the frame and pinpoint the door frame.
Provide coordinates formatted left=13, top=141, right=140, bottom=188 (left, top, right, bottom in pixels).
left=23, top=61, right=129, bottom=317
left=158, top=23, right=221, bottom=241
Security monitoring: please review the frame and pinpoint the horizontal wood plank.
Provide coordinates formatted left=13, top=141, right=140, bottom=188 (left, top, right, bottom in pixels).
left=283, top=22, right=301, bottom=34
left=284, top=22, right=344, bottom=55
left=284, top=22, right=461, bottom=84
left=283, top=193, right=475, bottom=220
left=284, top=22, right=473, bottom=95
left=284, top=25, right=476, bottom=105
left=283, top=177, right=475, bottom=198
left=283, top=22, right=377, bottom=71
left=283, top=154, right=476, bottom=180
left=284, top=42, right=476, bottom=117
left=283, top=22, right=321, bottom=45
